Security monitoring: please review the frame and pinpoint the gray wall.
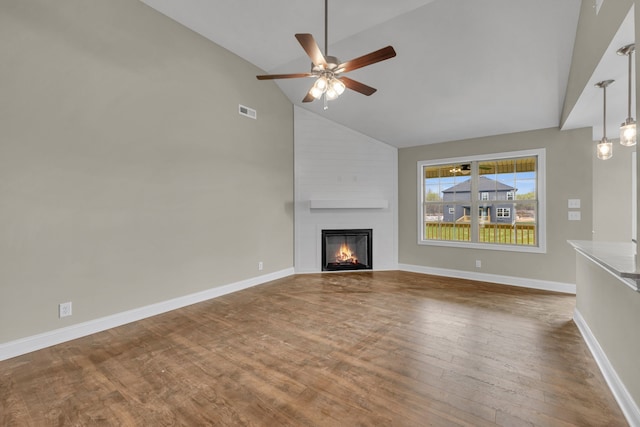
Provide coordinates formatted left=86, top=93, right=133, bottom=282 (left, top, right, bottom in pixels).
left=398, top=127, right=593, bottom=284
left=575, top=254, right=640, bottom=410
left=593, top=149, right=634, bottom=241
left=0, top=0, right=294, bottom=343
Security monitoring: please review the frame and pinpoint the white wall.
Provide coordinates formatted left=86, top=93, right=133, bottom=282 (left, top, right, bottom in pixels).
left=294, top=107, right=398, bottom=272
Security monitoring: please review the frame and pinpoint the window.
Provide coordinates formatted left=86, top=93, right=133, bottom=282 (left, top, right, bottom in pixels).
left=418, top=149, right=545, bottom=252
left=497, top=207, right=511, bottom=218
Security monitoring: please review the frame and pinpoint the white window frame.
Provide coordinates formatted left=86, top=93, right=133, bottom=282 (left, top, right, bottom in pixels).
left=497, top=207, right=511, bottom=218
left=448, top=207, right=455, bottom=214
left=481, top=192, right=489, bottom=201
left=506, top=191, right=515, bottom=200
left=417, top=148, right=546, bottom=253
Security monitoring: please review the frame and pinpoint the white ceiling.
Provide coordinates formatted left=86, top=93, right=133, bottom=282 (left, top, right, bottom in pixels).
left=139, top=0, right=619, bottom=148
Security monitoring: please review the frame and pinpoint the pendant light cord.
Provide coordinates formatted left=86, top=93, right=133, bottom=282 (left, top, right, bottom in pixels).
left=603, top=84, right=607, bottom=137
left=628, top=50, right=633, bottom=120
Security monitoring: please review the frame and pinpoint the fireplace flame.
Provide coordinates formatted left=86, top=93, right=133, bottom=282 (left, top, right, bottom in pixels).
left=335, top=243, right=358, bottom=264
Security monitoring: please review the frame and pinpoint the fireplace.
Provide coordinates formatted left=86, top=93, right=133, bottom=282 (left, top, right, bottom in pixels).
left=322, top=229, right=372, bottom=271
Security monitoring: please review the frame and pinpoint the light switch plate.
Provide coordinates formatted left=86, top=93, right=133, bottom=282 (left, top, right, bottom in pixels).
left=568, top=211, right=581, bottom=221
left=568, top=199, right=581, bottom=209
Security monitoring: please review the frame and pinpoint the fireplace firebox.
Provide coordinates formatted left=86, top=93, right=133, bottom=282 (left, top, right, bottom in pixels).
left=322, top=229, right=372, bottom=271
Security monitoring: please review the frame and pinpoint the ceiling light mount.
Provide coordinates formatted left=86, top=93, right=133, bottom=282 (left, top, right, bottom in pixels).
left=616, top=43, right=635, bottom=57
left=595, top=79, right=614, bottom=160
left=595, top=79, right=614, bottom=89
left=617, top=43, right=636, bottom=146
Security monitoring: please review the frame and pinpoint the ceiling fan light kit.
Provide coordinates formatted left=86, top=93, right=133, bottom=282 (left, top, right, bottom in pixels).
left=256, top=0, right=396, bottom=108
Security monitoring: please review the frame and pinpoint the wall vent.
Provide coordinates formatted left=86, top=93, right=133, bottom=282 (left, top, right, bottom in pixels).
left=239, top=104, right=257, bottom=119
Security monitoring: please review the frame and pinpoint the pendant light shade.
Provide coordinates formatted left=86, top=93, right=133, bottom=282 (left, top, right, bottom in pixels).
left=617, top=44, right=636, bottom=146
left=620, top=119, right=636, bottom=146
left=597, top=137, right=613, bottom=160
left=595, top=80, right=614, bottom=160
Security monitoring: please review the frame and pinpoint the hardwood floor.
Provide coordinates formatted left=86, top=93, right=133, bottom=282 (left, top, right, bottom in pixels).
left=0, top=271, right=628, bottom=426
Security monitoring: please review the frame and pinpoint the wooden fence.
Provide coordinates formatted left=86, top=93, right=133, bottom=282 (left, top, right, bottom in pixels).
left=425, top=222, right=536, bottom=245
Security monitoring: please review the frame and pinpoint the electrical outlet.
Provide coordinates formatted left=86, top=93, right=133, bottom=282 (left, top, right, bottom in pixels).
left=59, top=302, right=72, bottom=318
left=258, top=261, right=263, bottom=271
left=475, top=260, right=482, bottom=268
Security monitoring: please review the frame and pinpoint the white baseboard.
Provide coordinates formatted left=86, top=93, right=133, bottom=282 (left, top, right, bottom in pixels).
left=573, top=309, right=640, bottom=427
left=398, top=263, right=576, bottom=294
left=0, top=268, right=294, bottom=362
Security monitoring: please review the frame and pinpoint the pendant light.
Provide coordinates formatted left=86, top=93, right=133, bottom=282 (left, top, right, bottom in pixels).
left=617, top=43, right=636, bottom=146
left=595, top=80, right=614, bottom=160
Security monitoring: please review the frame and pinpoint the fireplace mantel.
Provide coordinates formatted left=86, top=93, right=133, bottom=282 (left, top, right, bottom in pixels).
left=309, top=199, right=388, bottom=209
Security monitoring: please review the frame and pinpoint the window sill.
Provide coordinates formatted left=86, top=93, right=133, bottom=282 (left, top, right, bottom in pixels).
left=418, top=239, right=546, bottom=253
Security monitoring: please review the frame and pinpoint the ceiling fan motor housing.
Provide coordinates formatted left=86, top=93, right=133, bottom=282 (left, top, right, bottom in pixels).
left=312, top=56, right=340, bottom=74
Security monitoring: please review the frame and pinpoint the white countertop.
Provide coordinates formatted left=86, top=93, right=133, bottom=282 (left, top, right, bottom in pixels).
left=568, top=240, right=639, bottom=291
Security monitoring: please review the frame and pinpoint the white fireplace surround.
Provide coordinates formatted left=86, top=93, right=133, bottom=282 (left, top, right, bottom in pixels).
left=294, top=107, right=398, bottom=273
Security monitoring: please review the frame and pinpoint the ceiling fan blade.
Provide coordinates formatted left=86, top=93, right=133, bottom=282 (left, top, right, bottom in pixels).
left=302, top=92, right=315, bottom=103
left=337, top=46, right=396, bottom=73
left=295, top=33, right=328, bottom=69
left=340, top=77, right=377, bottom=96
left=256, top=73, right=314, bottom=80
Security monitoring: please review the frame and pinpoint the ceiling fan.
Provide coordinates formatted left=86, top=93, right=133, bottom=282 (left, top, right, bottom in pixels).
left=256, top=0, right=396, bottom=107
left=450, top=164, right=493, bottom=175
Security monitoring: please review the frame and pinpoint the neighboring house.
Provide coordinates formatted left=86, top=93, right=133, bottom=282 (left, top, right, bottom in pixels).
left=442, top=176, right=516, bottom=224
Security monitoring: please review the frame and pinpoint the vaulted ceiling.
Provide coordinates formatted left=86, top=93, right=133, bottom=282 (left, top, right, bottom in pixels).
left=140, top=0, right=594, bottom=148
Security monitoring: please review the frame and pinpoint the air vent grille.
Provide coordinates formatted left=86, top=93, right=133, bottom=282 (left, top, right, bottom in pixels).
left=239, top=104, right=257, bottom=119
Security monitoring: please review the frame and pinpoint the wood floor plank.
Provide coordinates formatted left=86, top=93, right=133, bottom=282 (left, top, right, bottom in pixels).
left=0, top=271, right=629, bottom=426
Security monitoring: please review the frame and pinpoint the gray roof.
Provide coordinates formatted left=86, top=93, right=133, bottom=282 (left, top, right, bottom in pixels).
left=442, top=176, right=515, bottom=193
